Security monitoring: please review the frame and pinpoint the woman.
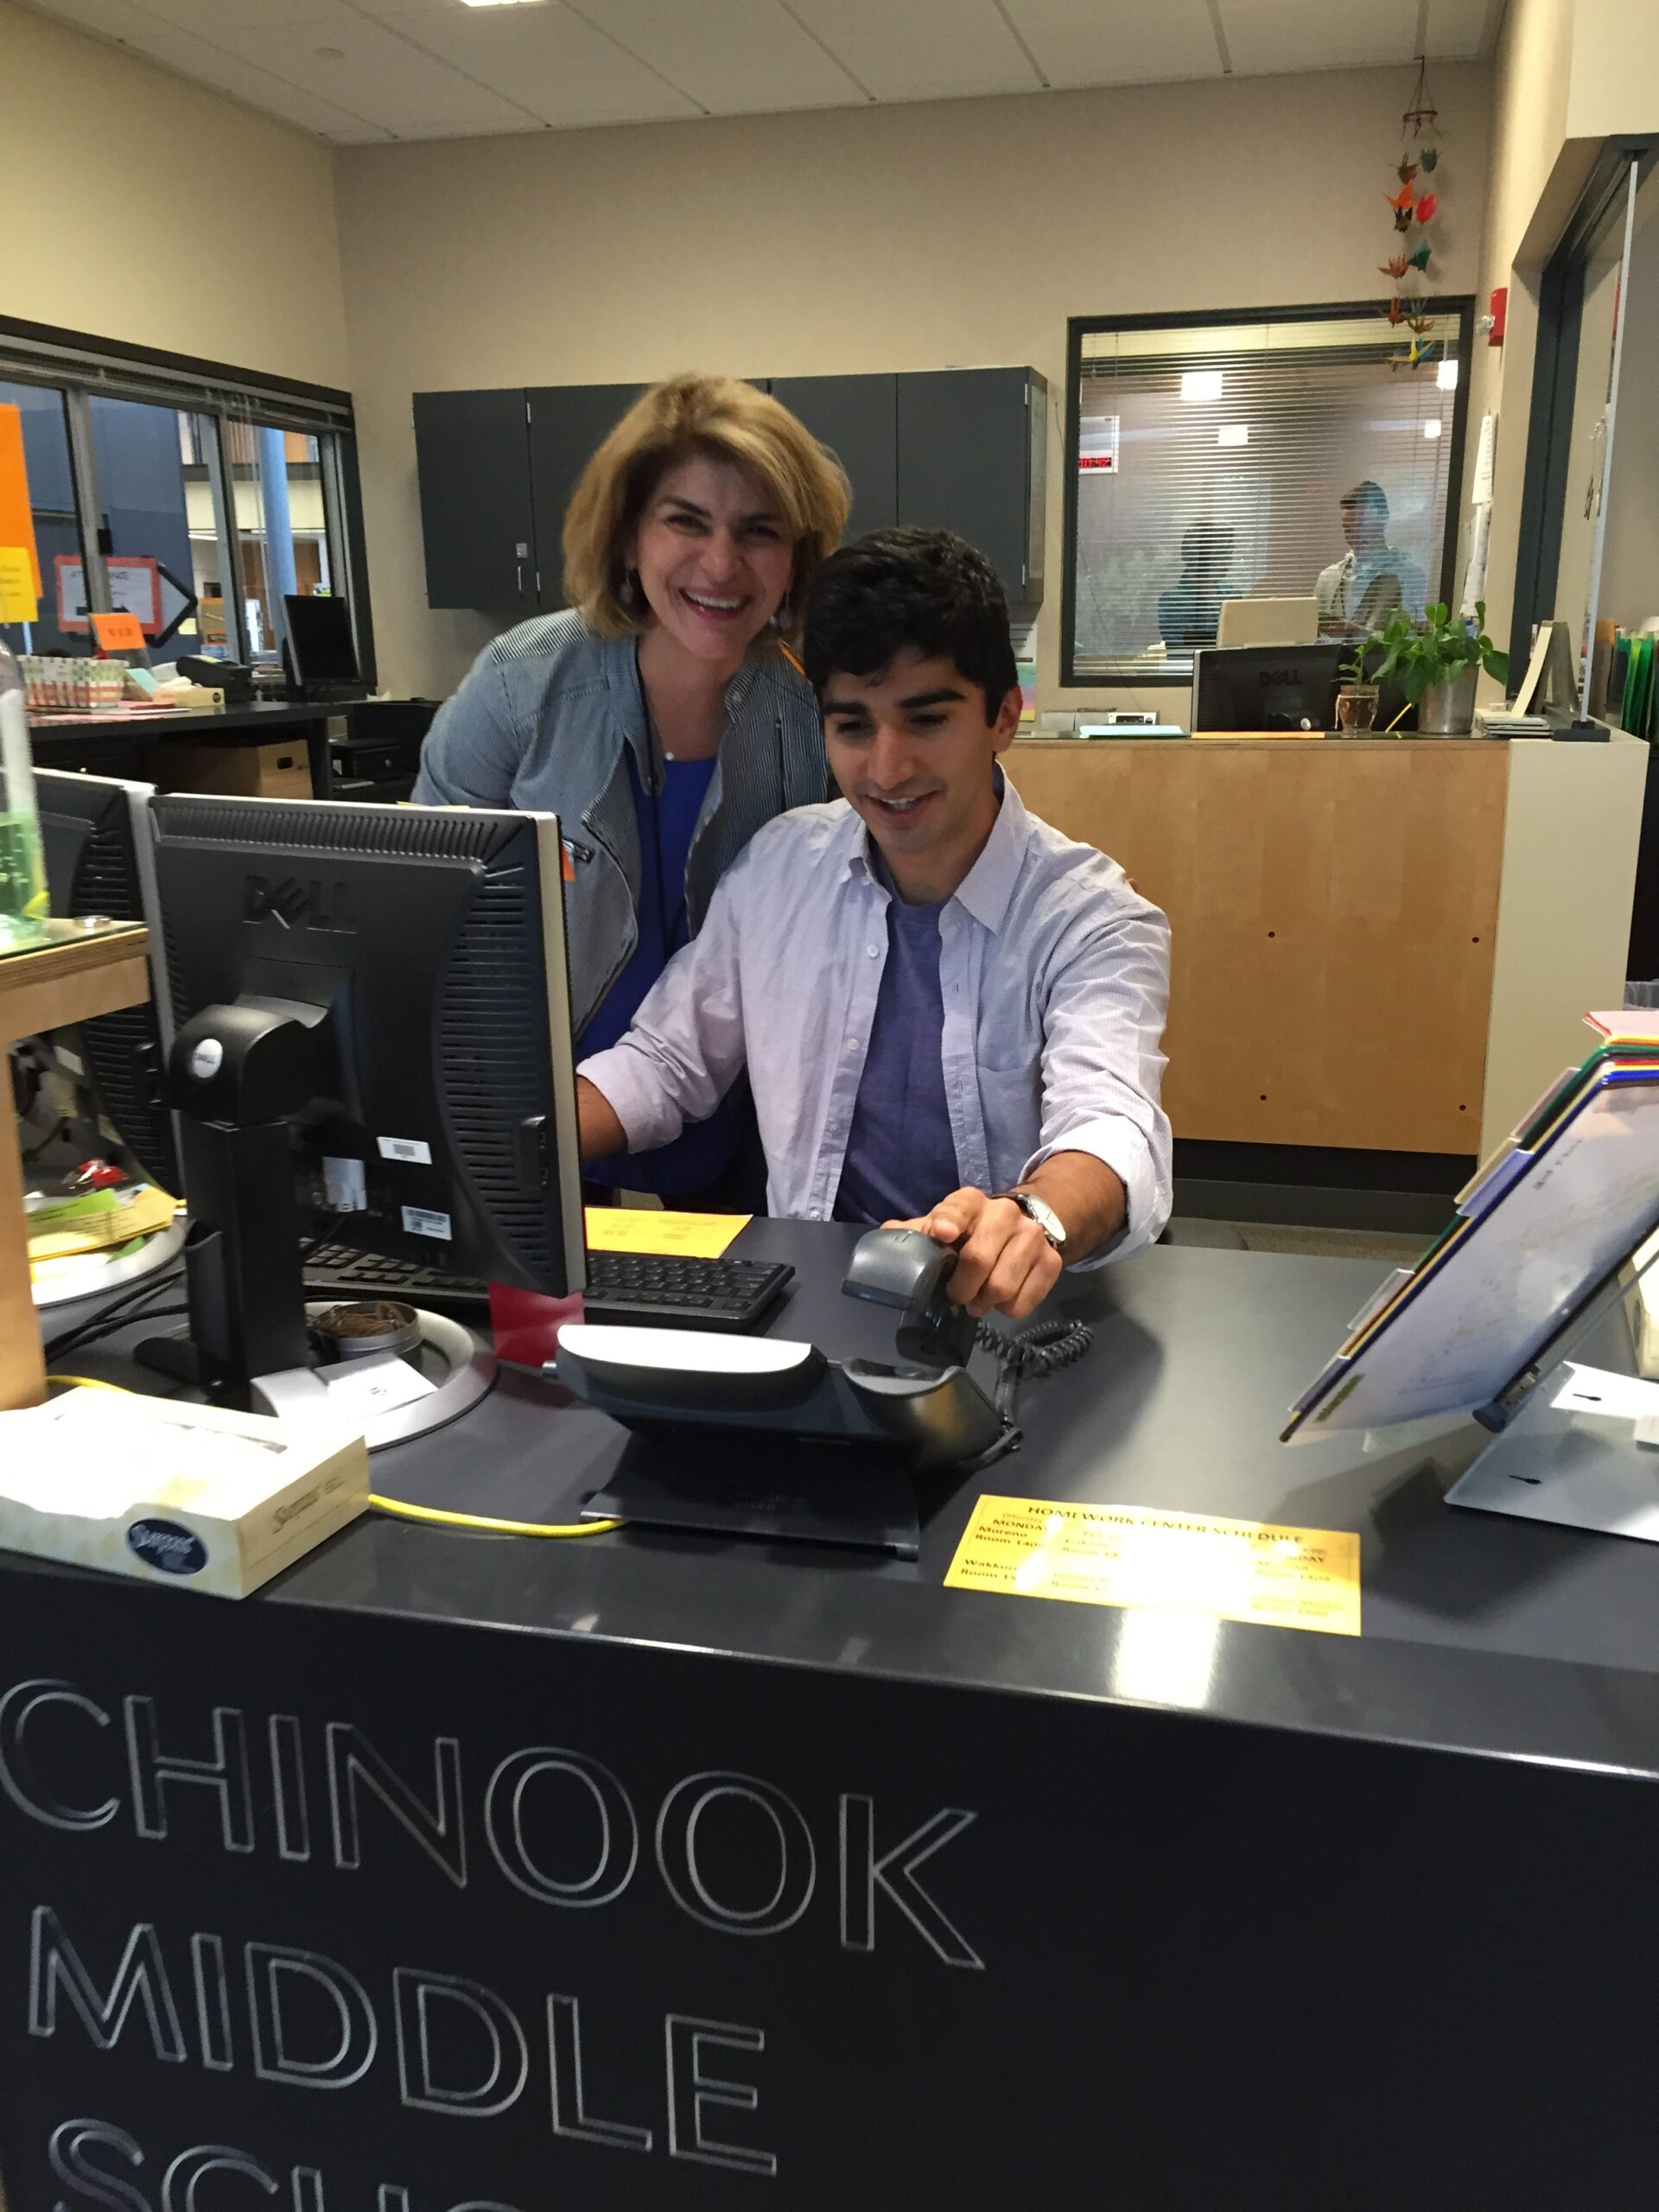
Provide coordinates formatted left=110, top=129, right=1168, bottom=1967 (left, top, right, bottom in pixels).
left=414, top=374, right=850, bottom=1199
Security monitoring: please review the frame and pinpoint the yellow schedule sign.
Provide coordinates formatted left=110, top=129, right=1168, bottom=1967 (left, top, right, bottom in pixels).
left=582, top=1206, right=749, bottom=1260
left=944, top=1496, right=1361, bottom=1637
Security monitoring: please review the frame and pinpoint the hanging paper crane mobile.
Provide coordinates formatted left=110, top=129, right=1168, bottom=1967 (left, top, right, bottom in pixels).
left=1384, top=58, right=1442, bottom=368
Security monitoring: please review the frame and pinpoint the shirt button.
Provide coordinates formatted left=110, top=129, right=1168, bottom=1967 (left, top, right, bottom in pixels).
left=867, top=944, right=879, bottom=957
left=846, top=1037, right=860, bottom=1052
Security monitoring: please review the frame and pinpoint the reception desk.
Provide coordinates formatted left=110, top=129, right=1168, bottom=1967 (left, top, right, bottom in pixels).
left=1007, top=734, right=1649, bottom=1159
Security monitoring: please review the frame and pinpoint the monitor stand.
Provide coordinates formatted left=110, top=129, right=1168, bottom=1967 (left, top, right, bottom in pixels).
left=584, top=1431, right=924, bottom=1557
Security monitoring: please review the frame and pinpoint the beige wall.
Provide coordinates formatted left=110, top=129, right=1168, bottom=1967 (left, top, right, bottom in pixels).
left=0, top=0, right=349, bottom=391
left=335, top=61, right=1492, bottom=707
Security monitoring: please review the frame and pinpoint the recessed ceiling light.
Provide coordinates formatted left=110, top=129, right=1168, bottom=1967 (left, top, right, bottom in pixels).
left=1180, top=370, right=1224, bottom=404
left=1436, top=358, right=1460, bottom=390
left=1424, top=419, right=1443, bottom=439
left=1217, top=424, right=1249, bottom=447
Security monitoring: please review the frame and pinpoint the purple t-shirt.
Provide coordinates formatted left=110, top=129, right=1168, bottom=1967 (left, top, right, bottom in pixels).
left=833, top=879, right=960, bottom=1225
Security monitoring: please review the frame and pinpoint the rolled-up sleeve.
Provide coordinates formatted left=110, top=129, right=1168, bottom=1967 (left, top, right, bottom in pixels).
left=1022, top=899, right=1173, bottom=1267
left=577, top=863, right=750, bottom=1154
left=412, top=642, right=522, bottom=807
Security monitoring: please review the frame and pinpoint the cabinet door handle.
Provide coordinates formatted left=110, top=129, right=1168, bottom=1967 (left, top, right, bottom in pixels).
left=516, top=563, right=524, bottom=598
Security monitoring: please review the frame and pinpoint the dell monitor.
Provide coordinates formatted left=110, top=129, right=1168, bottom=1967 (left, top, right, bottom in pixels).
left=31, top=769, right=180, bottom=1198
left=1192, top=642, right=1342, bottom=733
left=283, top=594, right=361, bottom=692
left=143, top=795, right=585, bottom=1419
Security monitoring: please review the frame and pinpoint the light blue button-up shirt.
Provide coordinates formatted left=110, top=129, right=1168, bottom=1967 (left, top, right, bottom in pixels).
left=578, top=775, right=1173, bottom=1265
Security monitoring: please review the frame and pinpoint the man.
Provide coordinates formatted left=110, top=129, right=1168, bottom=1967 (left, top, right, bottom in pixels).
left=575, top=527, right=1172, bottom=1320
left=1158, top=522, right=1235, bottom=650
left=1316, top=480, right=1427, bottom=635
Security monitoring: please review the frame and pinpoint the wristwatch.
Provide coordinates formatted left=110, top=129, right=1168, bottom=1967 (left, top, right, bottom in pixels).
left=1001, top=1189, right=1066, bottom=1255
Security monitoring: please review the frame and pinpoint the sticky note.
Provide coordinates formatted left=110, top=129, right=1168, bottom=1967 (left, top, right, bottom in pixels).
left=0, top=410, right=41, bottom=593
left=91, top=611, right=146, bottom=653
left=0, top=545, right=38, bottom=625
left=582, top=1207, right=749, bottom=1260
left=944, top=1496, right=1361, bottom=1637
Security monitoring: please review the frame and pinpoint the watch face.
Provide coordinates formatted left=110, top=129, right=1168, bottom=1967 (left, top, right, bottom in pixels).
left=1019, top=1193, right=1065, bottom=1248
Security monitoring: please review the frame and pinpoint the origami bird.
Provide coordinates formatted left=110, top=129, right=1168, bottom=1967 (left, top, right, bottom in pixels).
left=1394, top=209, right=1414, bottom=232
left=1397, top=160, right=1419, bottom=184
left=1415, top=193, right=1439, bottom=224
left=1387, top=181, right=1415, bottom=211
left=1381, top=255, right=1410, bottom=279
left=1406, top=314, right=1435, bottom=335
left=1407, top=244, right=1432, bottom=270
left=1387, top=297, right=1406, bottom=324
left=1420, top=146, right=1439, bottom=171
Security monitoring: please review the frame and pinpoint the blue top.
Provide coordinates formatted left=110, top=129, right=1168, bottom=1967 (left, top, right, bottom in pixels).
left=833, top=873, right=960, bottom=1225
left=582, top=750, right=735, bottom=1195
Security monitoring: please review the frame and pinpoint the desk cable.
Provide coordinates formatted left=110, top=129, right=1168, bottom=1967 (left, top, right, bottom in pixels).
left=969, top=1313, right=1094, bottom=1463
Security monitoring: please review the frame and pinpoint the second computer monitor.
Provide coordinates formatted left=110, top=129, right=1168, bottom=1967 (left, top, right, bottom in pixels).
left=283, top=594, right=360, bottom=690
left=1191, top=642, right=1342, bottom=734
left=33, top=768, right=179, bottom=1194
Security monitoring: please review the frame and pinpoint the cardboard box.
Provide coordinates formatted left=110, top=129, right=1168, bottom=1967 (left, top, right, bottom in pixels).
left=157, top=738, right=313, bottom=799
left=0, top=1389, right=368, bottom=1597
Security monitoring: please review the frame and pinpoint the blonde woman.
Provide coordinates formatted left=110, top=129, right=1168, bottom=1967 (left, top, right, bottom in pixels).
left=415, top=374, right=849, bottom=1199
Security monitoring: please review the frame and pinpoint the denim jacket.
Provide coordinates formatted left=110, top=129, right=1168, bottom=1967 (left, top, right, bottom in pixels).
left=412, top=609, right=830, bottom=1034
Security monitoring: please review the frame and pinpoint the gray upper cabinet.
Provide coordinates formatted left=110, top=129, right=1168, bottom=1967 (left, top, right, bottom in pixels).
left=896, top=368, right=1046, bottom=605
left=769, top=375, right=898, bottom=537
left=526, top=383, right=645, bottom=610
left=411, top=390, right=535, bottom=613
left=412, top=369, right=1046, bottom=613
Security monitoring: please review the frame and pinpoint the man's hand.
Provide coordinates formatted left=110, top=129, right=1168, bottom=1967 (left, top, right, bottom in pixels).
left=884, top=1189, right=1061, bottom=1321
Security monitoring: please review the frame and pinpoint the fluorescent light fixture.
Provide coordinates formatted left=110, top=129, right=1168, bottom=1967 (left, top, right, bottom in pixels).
left=1423, top=418, right=1443, bottom=440
left=1217, top=424, right=1249, bottom=447
left=1437, top=357, right=1459, bottom=390
left=1180, top=370, right=1224, bottom=404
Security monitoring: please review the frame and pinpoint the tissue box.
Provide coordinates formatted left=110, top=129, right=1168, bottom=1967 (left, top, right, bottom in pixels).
left=0, top=1389, right=369, bottom=1597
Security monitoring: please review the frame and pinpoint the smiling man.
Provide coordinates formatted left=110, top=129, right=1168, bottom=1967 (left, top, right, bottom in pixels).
left=575, top=527, right=1172, bottom=1318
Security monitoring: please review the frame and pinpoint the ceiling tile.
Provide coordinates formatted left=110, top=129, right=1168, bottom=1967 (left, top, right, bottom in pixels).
left=165, top=10, right=542, bottom=130
left=1421, top=0, right=1499, bottom=57
left=354, top=2, right=701, bottom=128
left=785, top=0, right=1039, bottom=102
left=575, top=0, right=866, bottom=114
left=1222, top=0, right=1417, bottom=77
left=1001, top=0, right=1221, bottom=87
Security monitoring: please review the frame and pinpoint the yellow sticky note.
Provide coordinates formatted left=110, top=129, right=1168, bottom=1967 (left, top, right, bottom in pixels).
left=0, top=545, right=39, bottom=625
left=582, top=1206, right=750, bottom=1260
left=944, top=1496, right=1361, bottom=1637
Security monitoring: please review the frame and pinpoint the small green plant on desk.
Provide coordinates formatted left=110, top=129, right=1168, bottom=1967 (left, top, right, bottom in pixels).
left=1351, top=601, right=1511, bottom=734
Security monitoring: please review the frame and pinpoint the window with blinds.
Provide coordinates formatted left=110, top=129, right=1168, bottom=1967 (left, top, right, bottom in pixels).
left=1063, top=302, right=1474, bottom=683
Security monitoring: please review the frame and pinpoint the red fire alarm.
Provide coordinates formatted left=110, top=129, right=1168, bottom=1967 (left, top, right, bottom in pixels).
left=1488, top=286, right=1508, bottom=345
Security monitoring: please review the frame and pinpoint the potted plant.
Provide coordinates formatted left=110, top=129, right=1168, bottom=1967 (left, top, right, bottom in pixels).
left=1359, top=601, right=1510, bottom=735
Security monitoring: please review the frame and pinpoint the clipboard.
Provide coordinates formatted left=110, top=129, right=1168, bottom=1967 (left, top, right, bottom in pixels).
left=1284, top=1051, right=1659, bottom=1442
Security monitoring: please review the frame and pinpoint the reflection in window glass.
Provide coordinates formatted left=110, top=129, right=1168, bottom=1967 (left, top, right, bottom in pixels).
left=1582, top=163, right=1659, bottom=665
left=1068, top=311, right=1462, bottom=681
left=224, top=417, right=338, bottom=664
left=86, top=396, right=219, bottom=660
left=0, top=379, right=87, bottom=659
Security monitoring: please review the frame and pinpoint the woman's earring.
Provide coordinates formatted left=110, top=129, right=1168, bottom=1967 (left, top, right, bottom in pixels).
left=772, top=593, right=794, bottom=632
left=619, top=568, right=643, bottom=614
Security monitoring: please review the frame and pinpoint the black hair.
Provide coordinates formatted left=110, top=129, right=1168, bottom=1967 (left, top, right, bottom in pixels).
left=1341, top=478, right=1389, bottom=519
left=801, top=525, right=1020, bottom=724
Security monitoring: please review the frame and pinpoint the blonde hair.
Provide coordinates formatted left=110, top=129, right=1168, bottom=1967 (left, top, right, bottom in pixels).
left=563, top=374, right=851, bottom=642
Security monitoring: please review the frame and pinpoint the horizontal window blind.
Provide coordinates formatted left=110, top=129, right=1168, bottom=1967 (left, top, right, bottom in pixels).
left=1067, top=306, right=1468, bottom=682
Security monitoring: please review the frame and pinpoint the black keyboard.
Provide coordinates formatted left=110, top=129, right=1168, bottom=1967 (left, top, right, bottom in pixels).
left=302, top=1242, right=792, bottom=1333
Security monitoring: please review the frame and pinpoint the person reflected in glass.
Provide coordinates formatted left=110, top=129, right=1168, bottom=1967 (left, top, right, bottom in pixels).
left=1157, top=524, right=1235, bottom=650
left=1316, top=480, right=1427, bottom=636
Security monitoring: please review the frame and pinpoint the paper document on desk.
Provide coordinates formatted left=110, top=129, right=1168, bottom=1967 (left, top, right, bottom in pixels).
left=583, top=1206, right=749, bottom=1260
left=944, top=1497, right=1360, bottom=1637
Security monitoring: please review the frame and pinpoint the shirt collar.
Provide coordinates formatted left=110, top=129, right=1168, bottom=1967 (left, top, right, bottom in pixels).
left=842, top=765, right=1027, bottom=933
left=601, top=629, right=765, bottom=782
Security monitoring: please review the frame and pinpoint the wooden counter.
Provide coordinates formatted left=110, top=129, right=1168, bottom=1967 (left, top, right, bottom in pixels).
left=1006, top=735, right=1648, bottom=1158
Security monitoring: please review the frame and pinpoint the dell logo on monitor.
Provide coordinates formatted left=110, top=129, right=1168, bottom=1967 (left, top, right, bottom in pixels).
left=244, top=875, right=353, bottom=931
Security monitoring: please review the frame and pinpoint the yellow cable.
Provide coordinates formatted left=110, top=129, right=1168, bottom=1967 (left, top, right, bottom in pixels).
left=46, top=1375, right=130, bottom=1393
left=368, top=1493, right=624, bottom=1539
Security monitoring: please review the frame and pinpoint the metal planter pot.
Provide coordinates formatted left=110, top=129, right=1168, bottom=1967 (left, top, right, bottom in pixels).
left=1416, top=664, right=1478, bottom=735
